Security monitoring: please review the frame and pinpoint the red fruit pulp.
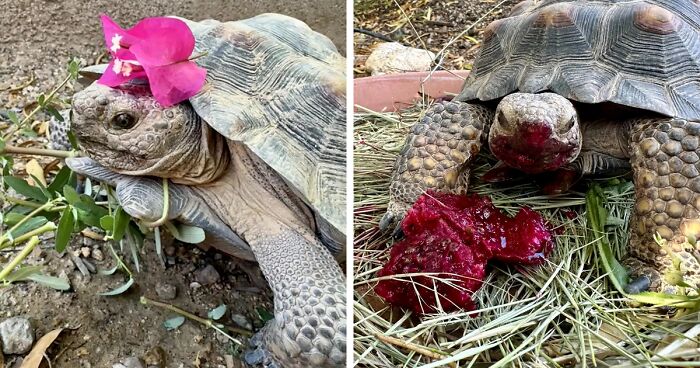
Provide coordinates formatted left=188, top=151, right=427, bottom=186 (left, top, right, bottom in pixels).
left=375, top=192, right=554, bottom=315
left=489, top=122, right=576, bottom=174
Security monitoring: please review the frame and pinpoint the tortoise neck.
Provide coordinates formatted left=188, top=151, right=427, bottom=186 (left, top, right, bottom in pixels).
left=168, top=113, right=230, bottom=185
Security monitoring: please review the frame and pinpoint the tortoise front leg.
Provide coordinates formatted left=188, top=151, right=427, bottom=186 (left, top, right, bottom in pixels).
left=381, top=101, right=494, bottom=232
left=243, top=228, right=346, bottom=368
left=66, top=157, right=255, bottom=261
left=625, top=119, right=700, bottom=294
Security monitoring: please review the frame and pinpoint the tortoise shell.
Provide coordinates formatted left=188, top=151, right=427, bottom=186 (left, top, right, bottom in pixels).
left=181, top=15, right=347, bottom=236
left=456, top=0, right=700, bottom=120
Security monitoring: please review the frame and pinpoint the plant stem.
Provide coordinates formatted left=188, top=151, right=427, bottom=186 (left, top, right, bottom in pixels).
left=143, top=178, right=169, bottom=228
left=188, top=51, right=208, bottom=61
left=0, top=201, right=55, bottom=247
left=1, top=145, right=78, bottom=159
left=374, top=334, right=457, bottom=368
left=0, top=223, right=57, bottom=251
left=5, top=197, right=65, bottom=212
left=3, top=73, right=72, bottom=141
left=140, top=296, right=253, bottom=338
left=0, top=236, right=40, bottom=281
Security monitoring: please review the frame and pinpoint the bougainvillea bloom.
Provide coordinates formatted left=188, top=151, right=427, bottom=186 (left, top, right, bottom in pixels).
left=375, top=192, right=553, bottom=315
left=98, top=14, right=207, bottom=107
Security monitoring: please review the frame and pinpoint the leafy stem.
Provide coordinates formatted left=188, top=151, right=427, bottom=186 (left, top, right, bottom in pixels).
left=140, top=296, right=253, bottom=339
left=0, top=145, right=79, bottom=159
left=2, top=72, right=73, bottom=141
left=0, top=236, right=40, bottom=281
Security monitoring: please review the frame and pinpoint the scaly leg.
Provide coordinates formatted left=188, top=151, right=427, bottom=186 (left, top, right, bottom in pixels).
left=625, top=119, right=700, bottom=294
left=380, top=101, right=494, bottom=232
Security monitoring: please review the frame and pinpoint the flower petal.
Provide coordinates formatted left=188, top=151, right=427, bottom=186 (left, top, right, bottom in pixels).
left=97, top=60, right=146, bottom=87
left=143, top=61, right=206, bottom=106
left=100, top=14, right=140, bottom=53
left=129, top=18, right=196, bottom=66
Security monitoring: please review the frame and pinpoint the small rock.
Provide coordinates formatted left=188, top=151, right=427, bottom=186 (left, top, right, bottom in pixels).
left=189, top=282, right=202, bottom=290
left=92, top=249, right=104, bottom=262
left=143, top=346, right=166, bottom=367
left=80, top=247, right=91, bottom=258
left=113, top=357, right=144, bottom=368
left=230, top=314, right=252, bottom=330
left=195, top=265, right=220, bottom=286
left=0, top=317, right=34, bottom=355
left=365, top=42, right=436, bottom=75
left=164, top=245, right=176, bottom=257
left=155, top=283, right=177, bottom=300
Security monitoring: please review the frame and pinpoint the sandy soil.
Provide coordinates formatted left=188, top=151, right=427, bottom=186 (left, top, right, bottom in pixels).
left=0, top=1, right=344, bottom=367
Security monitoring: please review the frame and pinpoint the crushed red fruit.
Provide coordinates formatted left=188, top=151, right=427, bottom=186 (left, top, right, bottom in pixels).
left=375, top=192, right=553, bottom=315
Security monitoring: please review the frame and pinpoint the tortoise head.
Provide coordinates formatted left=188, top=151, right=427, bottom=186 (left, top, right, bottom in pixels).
left=488, top=92, right=582, bottom=174
left=71, top=82, right=229, bottom=184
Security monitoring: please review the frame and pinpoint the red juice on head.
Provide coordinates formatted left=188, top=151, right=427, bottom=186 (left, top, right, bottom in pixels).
left=374, top=192, right=554, bottom=315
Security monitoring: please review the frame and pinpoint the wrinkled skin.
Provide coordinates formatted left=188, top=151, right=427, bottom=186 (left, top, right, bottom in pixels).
left=383, top=92, right=700, bottom=298
left=68, top=83, right=347, bottom=368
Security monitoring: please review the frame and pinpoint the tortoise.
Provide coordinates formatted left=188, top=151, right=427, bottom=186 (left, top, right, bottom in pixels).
left=381, top=0, right=700, bottom=296
left=61, top=14, right=346, bottom=368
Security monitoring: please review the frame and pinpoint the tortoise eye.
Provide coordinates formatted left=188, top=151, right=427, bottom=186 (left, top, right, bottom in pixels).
left=112, top=113, right=136, bottom=129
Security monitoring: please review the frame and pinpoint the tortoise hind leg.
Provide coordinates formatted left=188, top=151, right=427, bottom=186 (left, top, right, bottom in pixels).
left=625, top=118, right=700, bottom=294
left=381, top=101, right=494, bottom=232
left=243, top=228, right=346, bottom=368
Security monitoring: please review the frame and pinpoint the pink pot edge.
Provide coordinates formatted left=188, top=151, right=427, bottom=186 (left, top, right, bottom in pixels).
left=353, top=70, right=469, bottom=113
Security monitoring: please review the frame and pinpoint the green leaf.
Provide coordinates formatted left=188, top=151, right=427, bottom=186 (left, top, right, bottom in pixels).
left=55, top=207, right=75, bottom=252
left=3, top=212, right=30, bottom=226
left=173, top=224, right=205, bottom=244
left=63, top=185, right=81, bottom=206
left=37, top=94, right=46, bottom=107
left=68, top=59, right=80, bottom=80
left=100, top=215, right=114, bottom=233
left=112, top=207, right=130, bottom=242
left=4, top=176, right=48, bottom=202
left=10, top=216, right=48, bottom=238
left=67, top=131, right=79, bottom=150
left=3, top=265, right=42, bottom=283
left=0, top=137, right=5, bottom=152
left=25, top=274, right=71, bottom=290
left=163, top=316, right=185, bottom=331
left=98, top=265, right=119, bottom=276
left=256, top=308, right=274, bottom=323
left=628, top=292, right=699, bottom=308
left=7, top=110, right=19, bottom=125
left=99, top=277, right=134, bottom=296
left=208, top=304, right=227, bottom=321
left=21, top=128, right=37, bottom=138
left=45, top=106, right=64, bottom=122
left=586, top=185, right=628, bottom=292
left=47, top=166, right=72, bottom=194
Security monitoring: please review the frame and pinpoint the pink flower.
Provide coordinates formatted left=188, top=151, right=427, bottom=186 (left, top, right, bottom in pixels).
left=98, top=15, right=207, bottom=107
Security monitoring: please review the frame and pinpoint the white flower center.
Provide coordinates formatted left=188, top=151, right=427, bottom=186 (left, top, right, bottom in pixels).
left=110, top=34, right=123, bottom=53
left=112, top=58, right=141, bottom=77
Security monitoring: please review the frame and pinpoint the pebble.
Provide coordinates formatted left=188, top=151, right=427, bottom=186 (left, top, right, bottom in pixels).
left=195, top=265, right=220, bottom=286
left=230, top=314, right=252, bottom=330
left=189, top=282, right=202, bottom=290
left=365, top=42, right=436, bottom=75
left=80, top=247, right=91, bottom=258
left=155, top=282, right=177, bottom=300
left=0, top=317, right=34, bottom=355
left=113, top=357, right=144, bottom=368
left=92, top=249, right=104, bottom=262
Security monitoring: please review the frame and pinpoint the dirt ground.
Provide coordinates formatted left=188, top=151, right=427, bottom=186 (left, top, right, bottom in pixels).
left=0, top=1, right=344, bottom=367
left=354, top=0, right=519, bottom=76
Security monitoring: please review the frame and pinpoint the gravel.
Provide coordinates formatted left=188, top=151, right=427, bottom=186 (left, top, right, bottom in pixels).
left=0, top=317, right=34, bottom=355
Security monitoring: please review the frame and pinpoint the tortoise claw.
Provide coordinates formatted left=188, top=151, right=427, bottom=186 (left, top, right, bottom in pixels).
left=624, top=275, right=651, bottom=294
left=379, top=213, right=395, bottom=232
